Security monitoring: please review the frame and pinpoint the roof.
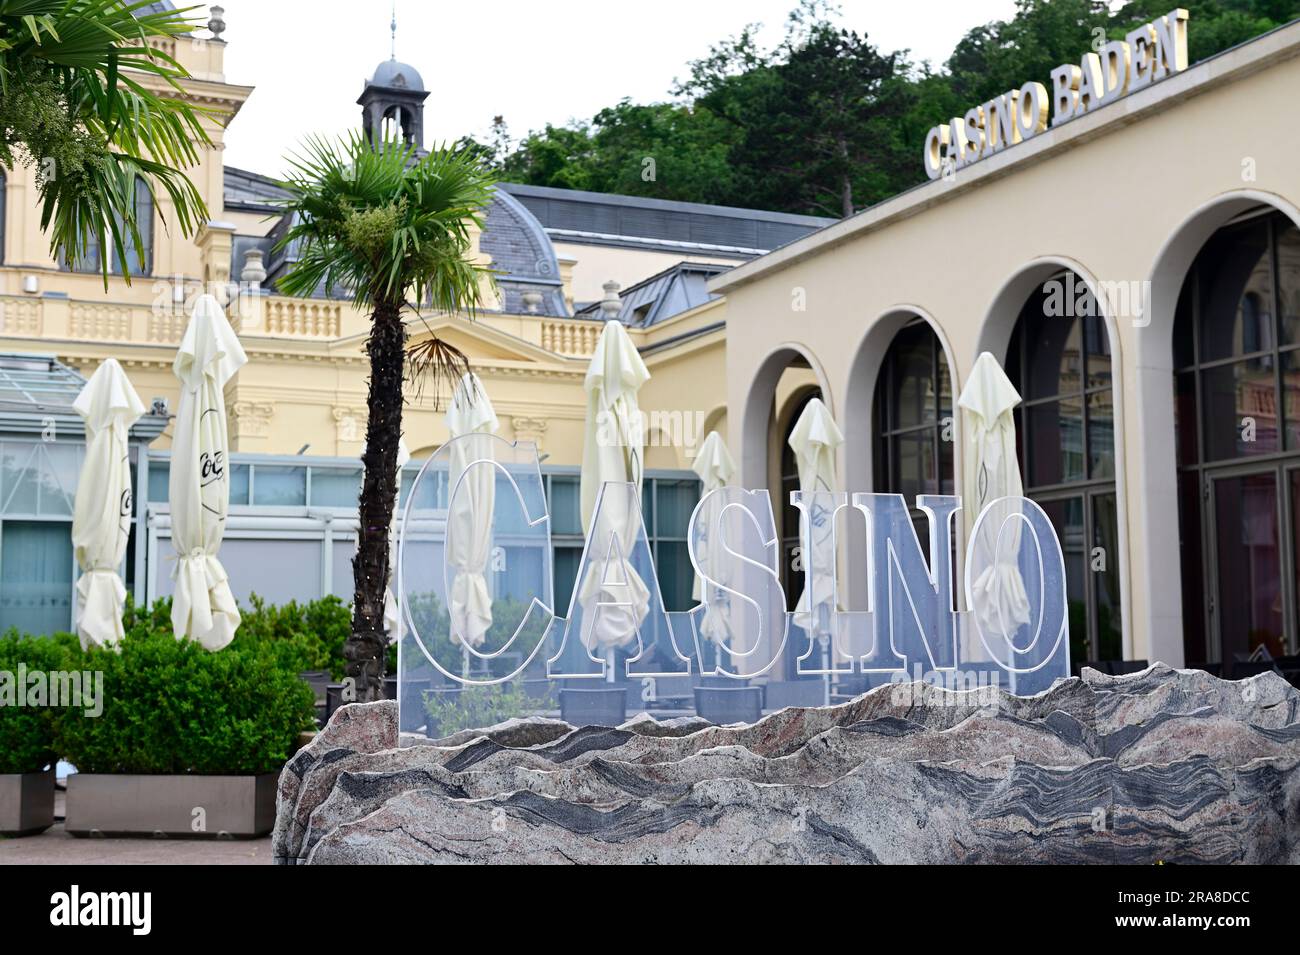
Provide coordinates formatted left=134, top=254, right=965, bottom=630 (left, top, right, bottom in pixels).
left=370, top=58, right=424, bottom=92
left=0, top=354, right=167, bottom=440
left=478, top=188, right=566, bottom=317
left=577, top=261, right=729, bottom=327
left=224, top=165, right=288, bottom=213
left=499, top=182, right=834, bottom=257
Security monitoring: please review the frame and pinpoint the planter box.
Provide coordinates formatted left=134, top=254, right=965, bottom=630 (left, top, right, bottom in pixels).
left=695, top=685, right=764, bottom=725
left=0, top=770, right=55, bottom=836
left=560, top=687, right=628, bottom=726
left=65, top=773, right=277, bottom=838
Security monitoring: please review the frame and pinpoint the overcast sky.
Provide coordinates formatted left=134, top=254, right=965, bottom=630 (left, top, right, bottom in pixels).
left=218, top=0, right=1018, bottom=176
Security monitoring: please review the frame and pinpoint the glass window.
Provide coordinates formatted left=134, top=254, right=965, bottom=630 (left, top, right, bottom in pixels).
left=251, top=465, right=306, bottom=506
left=63, top=177, right=154, bottom=277
left=1175, top=212, right=1300, bottom=668
left=874, top=319, right=953, bottom=503
left=0, top=520, right=73, bottom=636
left=1007, top=271, right=1118, bottom=660
left=310, top=468, right=362, bottom=507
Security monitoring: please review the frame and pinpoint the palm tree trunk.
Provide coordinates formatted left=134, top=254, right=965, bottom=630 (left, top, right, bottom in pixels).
left=349, top=298, right=406, bottom=702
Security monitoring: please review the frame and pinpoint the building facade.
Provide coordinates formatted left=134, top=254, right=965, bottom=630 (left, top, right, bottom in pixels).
left=0, top=16, right=830, bottom=634
left=713, top=19, right=1300, bottom=675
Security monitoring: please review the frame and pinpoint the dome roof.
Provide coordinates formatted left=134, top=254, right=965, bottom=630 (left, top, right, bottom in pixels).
left=370, top=58, right=424, bottom=91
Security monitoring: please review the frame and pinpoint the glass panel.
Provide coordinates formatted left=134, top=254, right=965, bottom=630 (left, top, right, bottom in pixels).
left=1178, top=471, right=1207, bottom=665
left=1087, top=390, right=1115, bottom=480
left=1197, top=219, right=1273, bottom=363
left=1, top=443, right=39, bottom=514
left=1026, top=315, right=1081, bottom=402
left=654, top=479, right=698, bottom=538
left=252, top=465, right=306, bottom=506
left=1092, top=492, right=1122, bottom=660
left=1284, top=349, right=1300, bottom=451
left=938, top=426, right=954, bottom=495
left=553, top=545, right=581, bottom=614
left=1174, top=371, right=1198, bottom=465
left=1026, top=400, right=1084, bottom=488
left=0, top=520, right=73, bottom=636
left=39, top=443, right=80, bottom=516
left=654, top=540, right=696, bottom=611
left=1173, top=273, right=1195, bottom=369
left=548, top=476, right=581, bottom=536
left=1280, top=222, right=1300, bottom=346
left=937, top=348, right=953, bottom=419
left=888, top=324, right=937, bottom=430
left=311, top=468, right=362, bottom=507
left=1037, top=497, right=1087, bottom=663
left=229, top=464, right=250, bottom=505
left=147, top=460, right=169, bottom=503
left=1083, top=314, right=1112, bottom=389
left=889, top=430, right=934, bottom=500
left=1200, top=358, right=1279, bottom=461
left=331, top=539, right=355, bottom=599
left=1212, top=471, right=1284, bottom=661
left=212, top=538, right=321, bottom=606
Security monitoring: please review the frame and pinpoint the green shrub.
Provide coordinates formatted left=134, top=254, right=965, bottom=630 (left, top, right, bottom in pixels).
left=0, top=630, right=72, bottom=774
left=54, top=627, right=316, bottom=775
left=423, top=679, right=547, bottom=738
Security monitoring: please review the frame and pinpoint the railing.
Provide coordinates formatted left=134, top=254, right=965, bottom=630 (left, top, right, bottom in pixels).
left=540, top=318, right=604, bottom=358
left=0, top=297, right=42, bottom=336
left=259, top=297, right=343, bottom=338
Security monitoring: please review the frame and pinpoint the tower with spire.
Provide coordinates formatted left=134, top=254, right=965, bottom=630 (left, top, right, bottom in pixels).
left=357, top=3, right=429, bottom=148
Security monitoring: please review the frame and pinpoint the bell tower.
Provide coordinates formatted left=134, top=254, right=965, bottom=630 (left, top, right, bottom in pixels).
left=358, top=9, right=428, bottom=147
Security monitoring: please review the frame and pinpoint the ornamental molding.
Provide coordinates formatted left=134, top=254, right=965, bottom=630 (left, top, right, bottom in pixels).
left=229, top=400, right=274, bottom=438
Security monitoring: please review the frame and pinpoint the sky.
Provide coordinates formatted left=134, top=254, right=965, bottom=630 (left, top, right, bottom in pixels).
left=218, top=0, right=1019, bottom=177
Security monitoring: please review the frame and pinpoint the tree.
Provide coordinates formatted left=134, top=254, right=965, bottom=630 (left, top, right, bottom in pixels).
left=0, top=0, right=213, bottom=284
left=275, top=132, right=496, bottom=701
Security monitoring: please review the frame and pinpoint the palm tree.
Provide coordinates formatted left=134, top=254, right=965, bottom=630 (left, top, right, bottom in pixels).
left=0, top=0, right=213, bottom=283
left=276, top=131, right=496, bottom=701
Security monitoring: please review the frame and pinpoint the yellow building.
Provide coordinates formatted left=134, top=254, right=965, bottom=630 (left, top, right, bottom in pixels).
left=0, top=19, right=828, bottom=632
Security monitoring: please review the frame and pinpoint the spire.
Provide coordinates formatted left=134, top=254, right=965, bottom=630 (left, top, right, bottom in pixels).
left=390, top=2, right=397, bottom=60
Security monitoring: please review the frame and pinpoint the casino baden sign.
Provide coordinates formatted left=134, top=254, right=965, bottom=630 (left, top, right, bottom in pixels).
left=923, top=7, right=1190, bottom=180
left=395, top=436, right=1071, bottom=734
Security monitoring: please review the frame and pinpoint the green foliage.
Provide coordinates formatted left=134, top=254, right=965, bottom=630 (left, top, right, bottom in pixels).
left=487, top=0, right=1300, bottom=216
left=0, top=0, right=214, bottom=284
left=401, top=593, right=548, bottom=680
left=274, top=131, right=497, bottom=313
left=423, top=680, right=549, bottom=738
left=0, top=629, right=72, bottom=774
left=54, top=625, right=316, bottom=775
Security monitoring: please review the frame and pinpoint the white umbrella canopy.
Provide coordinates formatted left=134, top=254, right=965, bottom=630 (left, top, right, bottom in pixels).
left=445, top=372, right=499, bottom=649
left=381, top=437, right=411, bottom=641
left=71, top=358, right=145, bottom=650
left=788, top=397, right=843, bottom=632
left=169, top=294, right=247, bottom=650
left=690, top=430, right=736, bottom=645
left=578, top=319, right=651, bottom=654
left=958, top=351, right=1030, bottom=634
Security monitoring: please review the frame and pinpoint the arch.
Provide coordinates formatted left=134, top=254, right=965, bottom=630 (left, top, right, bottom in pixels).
left=737, top=342, right=833, bottom=491
left=1132, top=190, right=1300, bottom=667
left=976, top=256, right=1133, bottom=661
left=843, top=306, right=960, bottom=610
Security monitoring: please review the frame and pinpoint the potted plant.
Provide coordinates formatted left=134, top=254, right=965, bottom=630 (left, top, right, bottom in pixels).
left=56, top=625, right=315, bottom=838
left=0, top=631, right=70, bottom=836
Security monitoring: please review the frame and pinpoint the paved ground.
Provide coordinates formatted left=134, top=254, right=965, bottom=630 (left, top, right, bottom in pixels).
left=0, top=792, right=273, bottom=865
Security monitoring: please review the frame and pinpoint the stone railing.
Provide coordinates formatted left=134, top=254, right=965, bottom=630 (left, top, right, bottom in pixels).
left=0, top=296, right=43, bottom=336
left=257, top=297, right=343, bottom=338
left=540, top=318, right=604, bottom=358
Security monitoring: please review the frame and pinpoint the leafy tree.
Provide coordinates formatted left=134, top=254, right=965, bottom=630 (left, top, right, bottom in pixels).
left=275, top=132, right=496, bottom=701
left=0, top=0, right=213, bottom=284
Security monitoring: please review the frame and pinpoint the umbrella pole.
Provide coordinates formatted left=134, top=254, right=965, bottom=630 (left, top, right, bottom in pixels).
left=605, top=647, right=616, bottom=684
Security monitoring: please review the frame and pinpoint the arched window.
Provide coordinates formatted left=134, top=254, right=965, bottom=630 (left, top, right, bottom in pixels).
left=1006, top=273, right=1119, bottom=664
left=1174, top=211, right=1300, bottom=672
left=63, top=176, right=153, bottom=277
left=873, top=319, right=953, bottom=551
left=779, top=389, right=820, bottom=612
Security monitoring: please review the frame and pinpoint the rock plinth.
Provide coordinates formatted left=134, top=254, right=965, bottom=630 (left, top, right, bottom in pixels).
left=274, top=665, right=1300, bottom=864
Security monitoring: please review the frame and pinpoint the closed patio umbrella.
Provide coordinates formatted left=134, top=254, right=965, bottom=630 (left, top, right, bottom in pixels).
left=71, top=358, right=145, bottom=649
left=788, top=397, right=843, bottom=633
left=445, top=372, right=499, bottom=652
left=958, top=351, right=1030, bottom=635
left=578, top=318, right=651, bottom=672
left=169, top=294, right=247, bottom=650
left=690, top=430, right=736, bottom=647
